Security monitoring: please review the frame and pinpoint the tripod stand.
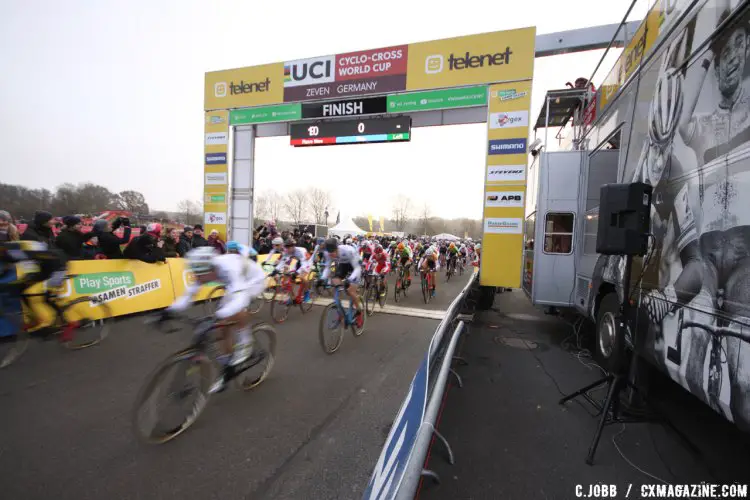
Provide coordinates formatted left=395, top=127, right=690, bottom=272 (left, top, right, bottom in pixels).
left=559, top=254, right=643, bottom=465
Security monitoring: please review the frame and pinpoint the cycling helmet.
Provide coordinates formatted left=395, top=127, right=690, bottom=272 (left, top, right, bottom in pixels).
left=316, top=237, right=325, bottom=245
left=226, top=240, right=240, bottom=253
left=345, top=238, right=352, bottom=245
left=389, top=241, right=397, bottom=248
left=272, top=237, right=283, bottom=246
left=325, top=238, right=338, bottom=253
left=397, top=242, right=404, bottom=251
left=374, top=245, right=383, bottom=254
left=186, top=247, right=216, bottom=276
left=449, top=242, right=456, bottom=249
left=475, top=243, right=481, bottom=250
left=425, top=247, right=434, bottom=256
left=284, top=238, right=296, bottom=248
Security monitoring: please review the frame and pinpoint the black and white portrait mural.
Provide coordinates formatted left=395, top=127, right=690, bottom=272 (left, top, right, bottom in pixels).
left=593, top=0, right=750, bottom=431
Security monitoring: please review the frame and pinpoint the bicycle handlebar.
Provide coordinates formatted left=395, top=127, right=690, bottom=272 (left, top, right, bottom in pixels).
left=681, top=321, right=750, bottom=343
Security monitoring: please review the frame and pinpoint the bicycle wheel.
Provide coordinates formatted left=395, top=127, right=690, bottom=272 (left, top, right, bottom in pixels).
left=299, top=283, right=316, bottom=314
left=318, top=303, right=344, bottom=354
left=203, top=286, right=224, bottom=316
left=237, top=322, right=277, bottom=390
left=131, top=347, right=212, bottom=444
left=270, top=287, right=292, bottom=324
left=248, top=294, right=263, bottom=315
left=0, top=298, right=29, bottom=369
left=364, top=284, right=377, bottom=316
left=394, top=275, right=402, bottom=303
left=59, top=296, right=113, bottom=349
left=351, top=296, right=366, bottom=337
left=422, top=275, right=429, bottom=304
left=378, top=280, right=388, bottom=308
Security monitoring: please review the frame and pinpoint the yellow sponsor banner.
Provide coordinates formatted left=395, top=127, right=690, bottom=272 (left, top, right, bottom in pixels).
left=379, top=216, right=385, bottom=232
left=205, top=63, right=284, bottom=110
left=205, top=110, right=230, bottom=133
left=367, top=215, right=373, bottom=232
left=481, top=81, right=532, bottom=288
left=204, top=110, right=230, bottom=238
left=407, top=27, right=535, bottom=91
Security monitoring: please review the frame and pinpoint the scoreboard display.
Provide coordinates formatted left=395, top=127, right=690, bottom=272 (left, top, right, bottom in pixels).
left=290, top=116, right=411, bottom=147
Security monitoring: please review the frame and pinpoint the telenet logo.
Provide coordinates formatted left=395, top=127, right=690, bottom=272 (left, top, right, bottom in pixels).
left=425, top=55, right=444, bottom=74
left=215, top=82, right=227, bottom=98
left=423, top=48, right=513, bottom=74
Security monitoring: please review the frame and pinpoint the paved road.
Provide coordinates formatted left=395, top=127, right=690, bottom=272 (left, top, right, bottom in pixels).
left=0, top=270, right=473, bottom=500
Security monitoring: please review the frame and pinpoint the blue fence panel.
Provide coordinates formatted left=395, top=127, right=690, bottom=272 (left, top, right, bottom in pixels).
left=362, top=353, right=429, bottom=500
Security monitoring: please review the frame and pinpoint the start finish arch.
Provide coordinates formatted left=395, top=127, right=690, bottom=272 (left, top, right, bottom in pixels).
left=202, top=23, right=635, bottom=288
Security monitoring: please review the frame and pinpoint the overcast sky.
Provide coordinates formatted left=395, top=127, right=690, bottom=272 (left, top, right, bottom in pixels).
left=0, top=0, right=644, bottom=220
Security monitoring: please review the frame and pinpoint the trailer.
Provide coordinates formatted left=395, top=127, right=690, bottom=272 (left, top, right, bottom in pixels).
left=525, top=0, right=750, bottom=432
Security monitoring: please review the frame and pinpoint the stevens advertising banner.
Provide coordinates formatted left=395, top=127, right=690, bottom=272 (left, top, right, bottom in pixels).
left=481, top=80, right=533, bottom=288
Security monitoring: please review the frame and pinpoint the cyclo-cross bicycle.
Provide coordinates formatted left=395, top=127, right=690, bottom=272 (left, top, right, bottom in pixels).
left=446, top=255, right=457, bottom=282
left=362, top=270, right=387, bottom=316
left=420, top=267, right=435, bottom=304
left=269, top=269, right=317, bottom=323
left=668, top=307, right=750, bottom=415
left=204, top=284, right=263, bottom=316
left=132, top=313, right=277, bottom=444
left=318, top=280, right=366, bottom=354
left=0, top=274, right=112, bottom=368
left=393, top=263, right=411, bottom=303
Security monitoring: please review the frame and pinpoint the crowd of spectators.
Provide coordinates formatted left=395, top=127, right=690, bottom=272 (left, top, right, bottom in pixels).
left=0, top=209, right=228, bottom=265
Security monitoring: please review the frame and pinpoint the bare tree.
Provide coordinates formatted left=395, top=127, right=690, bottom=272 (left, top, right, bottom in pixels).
left=116, top=190, right=149, bottom=215
left=266, top=189, right=283, bottom=223
left=391, top=194, right=411, bottom=231
left=284, top=189, right=309, bottom=226
left=254, top=191, right=270, bottom=221
left=308, top=188, right=332, bottom=225
left=419, top=202, right=432, bottom=236
left=177, top=199, right=202, bottom=225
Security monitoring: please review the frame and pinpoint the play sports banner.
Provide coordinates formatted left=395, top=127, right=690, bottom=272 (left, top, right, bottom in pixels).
left=204, top=27, right=536, bottom=110
left=204, top=110, right=229, bottom=240
left=481, top=80, right=533, bottom=288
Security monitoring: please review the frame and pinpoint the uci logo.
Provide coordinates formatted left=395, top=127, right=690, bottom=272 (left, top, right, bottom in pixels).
left=284, top=56, right=335, bottom=87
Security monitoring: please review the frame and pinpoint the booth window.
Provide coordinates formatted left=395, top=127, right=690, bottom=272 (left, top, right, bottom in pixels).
left=525, top=213, right=536, bottom=250
left=544, top=213, right=574, bottom=254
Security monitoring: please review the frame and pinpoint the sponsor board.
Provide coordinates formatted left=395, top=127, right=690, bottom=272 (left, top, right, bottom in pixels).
left=204, top=62, right=283, bottom=110
left=207, top=115, right=226, bottom=125
left=406, top=28, right=536, bottom=90
left=386, top=86, right=487, bottom=112
left=284, top=75, right=406, bottom=103
left=205, top=194, right=226, bottom=203
left=489, top=110, right=529, bottom=129
left=88, top=279, right=161, bottom=306
left=205, top=212, right=227, bottom=225
left=487, top=165, right=526, bottom=183
left=205, top=132, right=228, bottom=145
left=205, top=172, right=227, bottom=185
left=484, top=218, right=523, bottom=234
left=205, top=152, right=227, bottom=165
left=73, top=272, right=135, bottom=294
left=230, top=103, right=302, bottom=125
left=488, top=138, right=526, bottom=155
left=336, top=46, right=408, bottom=81
left=302, top=96, right=387, bottom=119
left=490, top=88, right=529, bottom=101
left=485, top=191, right=525, bottom=208
left=284, top=56, right=336, bottom=87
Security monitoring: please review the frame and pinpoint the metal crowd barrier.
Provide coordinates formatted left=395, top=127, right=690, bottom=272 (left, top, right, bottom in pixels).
left=362, top=272, right=478, bottom=500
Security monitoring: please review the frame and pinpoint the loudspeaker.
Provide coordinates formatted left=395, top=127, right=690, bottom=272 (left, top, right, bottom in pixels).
left=596, top=182, right=652, bottom=256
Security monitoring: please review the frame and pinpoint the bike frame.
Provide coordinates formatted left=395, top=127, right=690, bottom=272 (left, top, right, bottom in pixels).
left=332, top=285, right=357, bottom=326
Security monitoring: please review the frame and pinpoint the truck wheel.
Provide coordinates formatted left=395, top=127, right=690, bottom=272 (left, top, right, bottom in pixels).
left=477, top=286, right=495, bottom=311
left=595, top=293, right=624, bottom=373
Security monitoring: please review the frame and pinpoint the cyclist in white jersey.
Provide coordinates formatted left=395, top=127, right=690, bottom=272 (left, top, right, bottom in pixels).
left=165, top=247, right=266, bottom=393
left=321, top=238, right=364, bottom=326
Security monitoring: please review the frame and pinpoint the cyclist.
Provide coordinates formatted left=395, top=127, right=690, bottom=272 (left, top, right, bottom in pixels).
left=165, top=247, right=266, bottom=393
left=419, top=246, right=439, bottom=297
left=276, top=239, right=313, bottom=303
left=458, top=242, right=468, bottom=268
left=447, top=242, right=459, bottom=273
left=360, top=239, right=374, bottom=272
left=395, top=242, right=414, bottom=286
left=321, top=237, right=364, bottom=327
left=370, top=244, right=391, bottom=293
left=473, top=243, right=481, bottom=267
left=226, top=240, right=258, bottom=261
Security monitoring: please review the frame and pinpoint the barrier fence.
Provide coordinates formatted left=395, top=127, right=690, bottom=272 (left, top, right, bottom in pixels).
left=362, top=272, right=477, bottom=500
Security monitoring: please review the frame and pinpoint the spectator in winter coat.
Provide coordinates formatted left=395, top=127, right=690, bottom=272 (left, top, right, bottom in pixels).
left=0, top=211, right=20, bottom=242
left=124, top=223, right=166, bottom=263
left=191, top=225, right=209, bottom=248
left=207, top=229, right=226, bottom=254
left=55, top=216, right=97, bottom=260
left=162, top=227, right=180, bottom=258
left=177, top=226, right=193, bottom=256
left=92, top=217, right=132, bottom=259
left=21, top=211, right=56, bottom=247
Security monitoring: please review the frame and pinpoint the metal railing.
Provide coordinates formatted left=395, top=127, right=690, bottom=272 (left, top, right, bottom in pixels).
left=362, top=272, right=477, bottom=500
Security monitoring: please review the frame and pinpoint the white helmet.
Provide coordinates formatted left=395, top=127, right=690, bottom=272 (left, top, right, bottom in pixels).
left=425, top=247, right=434, bottom=257
left=272, top=237, right=283, bottom=246
left=475, top=243, right=481, bottom=250
left=186, top=247, right=217, bottom=275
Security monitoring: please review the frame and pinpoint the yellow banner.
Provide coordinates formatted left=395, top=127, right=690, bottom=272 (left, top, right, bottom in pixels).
left=481, top=81, right=532, bottom=288
left=204, top=110, right=229, bottom=240
left=379, top=216, right=385, bottom=232
left=205, top=63, right=284, bottom=111
left=406, top=27, right=536, bottom=91
left=367, top=215, right=373, bottom=232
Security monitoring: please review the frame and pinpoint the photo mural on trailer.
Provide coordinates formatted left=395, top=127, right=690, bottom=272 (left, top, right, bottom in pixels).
left=593, top=1, right=750, bottom=431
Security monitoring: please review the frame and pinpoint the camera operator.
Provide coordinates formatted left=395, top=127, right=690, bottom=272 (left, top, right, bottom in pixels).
left=92, top=216, right=132, bottom=259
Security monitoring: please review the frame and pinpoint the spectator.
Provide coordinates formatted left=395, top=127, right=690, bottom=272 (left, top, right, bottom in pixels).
left=162, top=227, right=180, bottom=257
left=21, top=210, right=56, bottom=246
left=192, top=225, right=209, bottom=247
left=55, top=216, right=97, bottom=260
left=93, top=217, right=132, bottom=259
left=124, top=223, right=166, bottom=263
left=0, top=211, right=20, bottom=242
left=207, top=229, right=226, bottom=254
left=178, top=226, right=193, bottom=256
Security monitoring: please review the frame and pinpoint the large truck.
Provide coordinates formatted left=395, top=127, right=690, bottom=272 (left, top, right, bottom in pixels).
left=524, top=0, right=750, bottom=432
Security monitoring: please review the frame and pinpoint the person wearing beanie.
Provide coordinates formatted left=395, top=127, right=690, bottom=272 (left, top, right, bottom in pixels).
left=93, top=216, right=132, bottom=259
left=178, top=225, right=194, bottom=257
left=0, top=210, right=20, bottom=242
left=124, top=222, right=166, bottom=263
left=21, top=210, right=56, bottom=246
left=55, top=215, right=97, bottom=260
left=192, top=224, right=209, bottom=248
left=207, top=229, right=226, bottom=254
